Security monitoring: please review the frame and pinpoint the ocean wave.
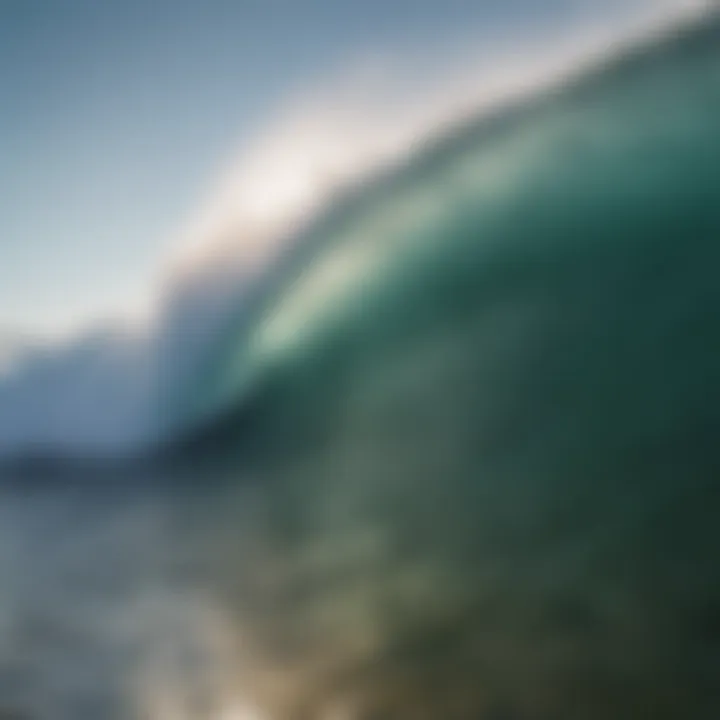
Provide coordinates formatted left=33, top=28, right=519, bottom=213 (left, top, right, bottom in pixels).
left=0, top=1, right=714, bottom=461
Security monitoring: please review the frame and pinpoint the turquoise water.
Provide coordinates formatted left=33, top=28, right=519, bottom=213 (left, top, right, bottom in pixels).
left=188, top=13, right=720, bottom=445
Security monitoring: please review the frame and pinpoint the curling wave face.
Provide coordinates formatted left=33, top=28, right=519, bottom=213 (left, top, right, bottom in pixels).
left=156, top=14, right=720, bottom=718
left=181, top=9, right=720, bottom=449
left=0, top=1, right=711, bottom=461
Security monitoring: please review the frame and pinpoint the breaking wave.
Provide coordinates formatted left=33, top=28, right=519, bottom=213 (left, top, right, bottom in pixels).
left=0, top=1, right=715, bottom=461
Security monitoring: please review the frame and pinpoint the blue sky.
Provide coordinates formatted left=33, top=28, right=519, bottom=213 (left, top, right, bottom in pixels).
left=0, top=0, right=664, bottom=337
